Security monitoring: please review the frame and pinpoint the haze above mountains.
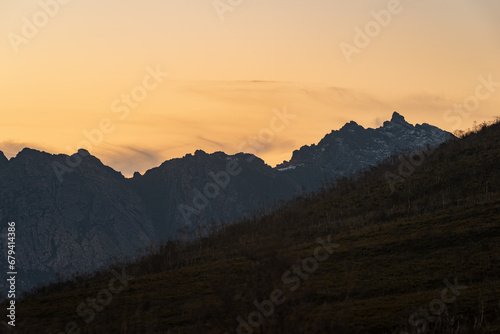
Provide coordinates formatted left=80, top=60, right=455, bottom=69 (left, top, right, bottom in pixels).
left=0, top=112, right=453, bottom=293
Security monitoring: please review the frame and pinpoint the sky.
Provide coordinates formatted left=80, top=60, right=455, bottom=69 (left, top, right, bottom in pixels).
left=1, top=0, right=499, bottom=176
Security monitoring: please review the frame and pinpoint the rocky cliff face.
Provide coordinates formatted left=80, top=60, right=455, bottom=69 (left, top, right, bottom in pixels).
left=128, top=150, right=300, bottom=240
left=0, top=151, right=8, bottom=170
left=0, top=149, right=155, bottom=292
left=276, top=112, right=454, bottom=190
left=0, top=112, right=453, bottom=293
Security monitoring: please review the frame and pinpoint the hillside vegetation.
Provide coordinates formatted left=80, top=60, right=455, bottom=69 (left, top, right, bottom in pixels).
left=6, top=119, right=500, bottom=334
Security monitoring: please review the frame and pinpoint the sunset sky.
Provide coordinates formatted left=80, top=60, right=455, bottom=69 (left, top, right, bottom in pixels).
left=1, top=0, right=499, bottom=176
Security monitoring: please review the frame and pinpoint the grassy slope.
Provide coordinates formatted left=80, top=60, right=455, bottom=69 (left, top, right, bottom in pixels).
left=7, top=121, right=500, bottom=334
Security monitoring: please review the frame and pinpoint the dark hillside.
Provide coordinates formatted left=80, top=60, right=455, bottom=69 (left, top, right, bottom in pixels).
left=9, top=119, right=500, bottom=334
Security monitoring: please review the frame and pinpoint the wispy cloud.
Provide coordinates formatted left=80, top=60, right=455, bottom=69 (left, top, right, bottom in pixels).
left=94, top=144, right=166, bottom=177
left=197, top=136, right=227, bottom=151
left=0, top=140, right=52, bottom=158
left=1, top=81, right=497, bottom=176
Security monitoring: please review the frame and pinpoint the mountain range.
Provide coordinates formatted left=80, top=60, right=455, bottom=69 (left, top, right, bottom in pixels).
left=0, top=112, right=453, bottom=293
left=13, top=116, right=500, bottom=334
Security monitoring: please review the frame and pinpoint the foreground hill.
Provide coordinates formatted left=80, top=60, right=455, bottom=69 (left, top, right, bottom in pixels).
left=9, top=119, right=500, bottom=333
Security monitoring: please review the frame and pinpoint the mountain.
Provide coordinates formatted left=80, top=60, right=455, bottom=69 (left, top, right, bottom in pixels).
left=128, top=150, right=300, bottom=239
left=0, top=149, right=155, bottom=291
left=0, top=112, right=453, bottom=292
left=276, top=112, right=453, bottom=190
left=0, top=151, right=8, bottom=170
left=129, top=112, right=453, bottom=240
left=12, top=119, right=500, bottom=334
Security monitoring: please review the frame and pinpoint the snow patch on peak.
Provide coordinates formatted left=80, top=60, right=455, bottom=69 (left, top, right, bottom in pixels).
left=277, top=165, right=296, bottom=172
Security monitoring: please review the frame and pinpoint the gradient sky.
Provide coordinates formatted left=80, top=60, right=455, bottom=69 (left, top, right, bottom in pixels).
left=1, top=0, right=499, bottom=176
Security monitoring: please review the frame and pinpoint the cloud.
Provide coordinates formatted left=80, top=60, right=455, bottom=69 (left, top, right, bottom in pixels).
left=0, top=140, right=53, bottom=159
left=196, top=136, right=227, bottom=151
left=2, top=81, right=495, bottom=176
left=94, top=144, right=166, bottom=177
left=91, top=81, right=452, bottom=171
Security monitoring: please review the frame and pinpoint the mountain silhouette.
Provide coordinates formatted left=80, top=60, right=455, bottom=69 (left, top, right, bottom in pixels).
left=0, top=112, right=452, bottom=292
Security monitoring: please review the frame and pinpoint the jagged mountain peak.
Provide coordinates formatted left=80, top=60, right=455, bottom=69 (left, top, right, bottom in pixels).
left=391, top=111, right=407, bottom=124
left=276, top=111, right=453, bottom=190
left=13, top=147, right=95, bottom=165
left=382, top=111, right=413, bottom=128
left=0, top=112, right=454, bottom=293
left=156, top=150, right=263, bottom=172
left=340, top=120, right=364, bottom=131
left=15, top=147, right=50, bottom=158
left=77, top=148, right=91, bottom=156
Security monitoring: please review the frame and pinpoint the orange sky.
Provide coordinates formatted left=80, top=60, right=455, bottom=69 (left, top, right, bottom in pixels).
left=1, top=0, right=499, bottom=176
